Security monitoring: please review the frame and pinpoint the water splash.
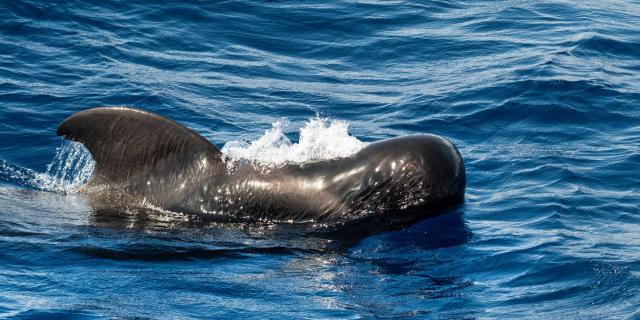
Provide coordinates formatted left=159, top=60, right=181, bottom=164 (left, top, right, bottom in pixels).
left=36, top=140, right=96, bottom=193
left=0, top=161, right=40, bottom=190
left=0, top=140, right=95, bottom=193
left=221, top=117, right=368, bottom=169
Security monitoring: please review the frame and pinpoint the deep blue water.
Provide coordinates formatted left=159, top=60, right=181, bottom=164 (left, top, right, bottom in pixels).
left=1, top=1, right=640, bottom=319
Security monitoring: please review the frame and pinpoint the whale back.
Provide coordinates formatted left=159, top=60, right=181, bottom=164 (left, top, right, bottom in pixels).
left=56, top=107, right=223, bottom=203
left=55, top=107, right=466, bottom=226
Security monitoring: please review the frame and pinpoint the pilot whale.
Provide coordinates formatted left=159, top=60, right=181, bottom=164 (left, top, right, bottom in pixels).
left=56, top=107, right=465, bottom=228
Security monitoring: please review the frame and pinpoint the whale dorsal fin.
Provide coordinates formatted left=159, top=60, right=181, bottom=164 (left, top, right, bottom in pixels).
left=56, top=107, right=222, bottom=187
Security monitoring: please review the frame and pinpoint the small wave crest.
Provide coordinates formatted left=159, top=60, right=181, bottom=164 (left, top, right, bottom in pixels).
left=221, top=117, right=367, bottom=169
left=0, top=140, right=95, bottom=193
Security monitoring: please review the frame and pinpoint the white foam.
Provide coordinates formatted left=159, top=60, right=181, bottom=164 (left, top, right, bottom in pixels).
left=221, top=117, right=368, bottom=169
left=33, top=141, right=96, bottom=193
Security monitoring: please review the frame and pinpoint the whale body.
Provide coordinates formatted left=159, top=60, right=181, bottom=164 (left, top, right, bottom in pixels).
left=57, top=107, right=466, bottom=228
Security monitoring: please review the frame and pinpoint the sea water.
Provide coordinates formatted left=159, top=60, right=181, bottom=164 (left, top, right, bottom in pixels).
left=0, top=1, right=639, bottom=318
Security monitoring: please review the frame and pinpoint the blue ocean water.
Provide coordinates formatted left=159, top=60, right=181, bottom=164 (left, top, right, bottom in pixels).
left=1, top=0, right=639, bottom=318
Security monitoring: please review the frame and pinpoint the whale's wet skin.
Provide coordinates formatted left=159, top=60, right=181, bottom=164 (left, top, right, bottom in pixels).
left=57, top=107, right=465, bottom=231
left=2, top=0, right=640, bottom=318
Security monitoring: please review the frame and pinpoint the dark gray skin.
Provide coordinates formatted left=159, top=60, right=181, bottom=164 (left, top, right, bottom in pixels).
left=57, top=107, right=465, bottom=228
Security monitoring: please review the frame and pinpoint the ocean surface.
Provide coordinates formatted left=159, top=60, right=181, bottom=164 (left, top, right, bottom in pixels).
left=1, top=1, right=639, bottom=319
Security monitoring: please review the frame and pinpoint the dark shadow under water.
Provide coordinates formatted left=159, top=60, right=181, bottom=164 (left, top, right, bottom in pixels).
left=84, top=201, right=472, bottom=260
left=0, top=185, right=478, bottom=318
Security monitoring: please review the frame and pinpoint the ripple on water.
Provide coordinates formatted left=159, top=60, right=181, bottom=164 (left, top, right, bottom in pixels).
left=0, top=0, right=639, bottom=318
